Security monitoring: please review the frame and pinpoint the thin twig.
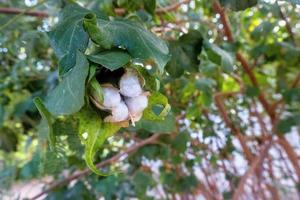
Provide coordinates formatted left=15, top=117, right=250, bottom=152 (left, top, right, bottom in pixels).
left=277, top=137, right=300, bottom=180
left=0, top=7, right=48, bottom=18
left=212, top=1, right=275, bottom=120
left=214, top=92, right=254, bottom=162
left=232, top=141, right=273, bottom=200
left=278, top=5, right=297, bottom=46
left=0, top=0, right=46, bottom=31
left=30, top=134, right=161, bottom=200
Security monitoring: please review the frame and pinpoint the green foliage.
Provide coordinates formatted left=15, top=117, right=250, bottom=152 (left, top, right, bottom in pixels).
left=220, top=0, right=258, bottom=11
left=82, top=10, right=170, bottom=72
left=134, top=112, right=176, bottom=133
left=1, top=0, right=300, bottom=199
left=47, top=4, right=92, bottom=74
left=45, top=52, right=89, bottom=116
left=77, top=108, right=120, bottom=175
left=277, top=114, right=300, bottom=134
left=204, top=41, right=234, bottom=73
left=87, top=50, right=131, bottom=71
left=166, top=30, right=203, bottom=77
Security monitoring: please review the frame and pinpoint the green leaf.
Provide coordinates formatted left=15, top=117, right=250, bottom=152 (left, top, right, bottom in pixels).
left=143, top=0, right=156, bottom=15
left=283, top=87, right=300, bottom=103
left=0, top=127, right=18, bottom=152
left=204, top=42, right=234, bottom=73
left=166, top=30, right=203, bottom=77
left=77, top=108, right=120, bottom=175
left=34, top=97, right=56, bottom=149
left=83, top=13, right=113, bottom=49
left=133, top=171, right=155, bottom=196
left=135, top=112, right=175, bottom=133
left=87, top=50, right=131, bottom=71
left=47, top=3, right=92, bottom=74
left=195, top=78, right=215, bottom=106
left=220, top=0, right=257, bottom=11
left=143, top=92, right=170, bottom=120
left=172, top=132, right=189, bottom=153
left=245, top=86, right=260, bottom=97
left=251, top=22, right=274, bottom=40
left=277, top=114, right=300, bottom=134
left=86, top=18, right=170, bottom=73
left=45, top=52, right=89, bottom=116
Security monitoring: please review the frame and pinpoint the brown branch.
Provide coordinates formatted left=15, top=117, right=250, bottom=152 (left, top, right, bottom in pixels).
left=213, top=1, right=275, bottom=120
left=30, top=134, right=161, bottom=200
left=193, top=182, right=219, bottom=200
left=291, top=73, right=300, bottom=88
left=232, top=141, right=273, bottom=200
left=277, top=137, right=300, bottom=180
left=214, top=92, right=254, bottom=162
left=0, top=0, right=191, bottom=18
left=0, top=7, right=48, bottom=18
left=278, top=6, right=297, bottom=46
left=212, top=2, right=233, bottom=42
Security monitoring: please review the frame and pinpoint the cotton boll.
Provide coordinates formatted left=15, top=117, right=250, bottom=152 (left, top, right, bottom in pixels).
left=131, top=112, right=143, bottom=122
left=125, top=93, right=148, bottom=116
left=102, top=86, right=121, bottom=108
left=105, top=101, right=129, bottom=122
left=119, top=71, right=142, bottom=97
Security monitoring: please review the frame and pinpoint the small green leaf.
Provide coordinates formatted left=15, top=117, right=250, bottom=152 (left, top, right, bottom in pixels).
left=277, top=114, right=300, bottom=134
left=166, top=30, right=203, bottom=78
left=283, top=87, right=300, bottom=103
left=46, top=52, right=89, bottom=116
left=143, top=0, right=156, bottom=15
left=172, top=132, right=189, bottom=153
left=205, top=42, right=234, bottom=73
left=87, top=51, right=131, bottom=71
left=143, top=92, right=170, bottom=120
left=135, top=112, right=175, bottom=133
left=134, top=171, right=155, bottom=196
left=245, top=86, right=260, bottom=97
left=195, top=78, right=215, bottom=106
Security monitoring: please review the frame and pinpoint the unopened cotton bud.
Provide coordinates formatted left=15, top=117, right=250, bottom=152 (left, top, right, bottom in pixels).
left=105, top=101, right=129, bottom=122
left=119, top=71, right=142, bottom=97
left=125, top=93, right=148, bottom=116
left=102, top=86, right=121, bottom=108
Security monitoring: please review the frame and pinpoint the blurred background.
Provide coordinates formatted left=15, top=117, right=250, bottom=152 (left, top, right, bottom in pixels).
left=0, top=0, right=300, bottom=199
